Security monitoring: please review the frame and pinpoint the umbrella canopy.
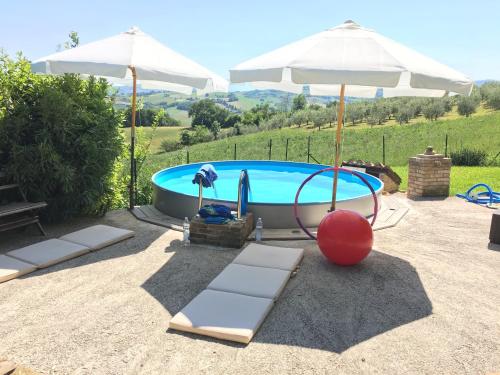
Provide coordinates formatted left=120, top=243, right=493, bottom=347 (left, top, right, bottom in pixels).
left=230, top=20, right=472, bottom=96
left=250, top=69, right=378, bottom=97
left=230, top=20, right=473, bottom=211
left=32, top=26, right=228, bottom=208
left=32, top=26, right=227, bottom=92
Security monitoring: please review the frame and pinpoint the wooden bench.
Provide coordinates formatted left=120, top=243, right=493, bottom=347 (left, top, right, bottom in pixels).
left=0, top=184, right=47, bottom=236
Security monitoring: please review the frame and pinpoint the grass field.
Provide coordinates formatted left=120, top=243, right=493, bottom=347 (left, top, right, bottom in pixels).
left=122, top=126, right=187, bottom=153
left=146, top=110, right=500, bottom=165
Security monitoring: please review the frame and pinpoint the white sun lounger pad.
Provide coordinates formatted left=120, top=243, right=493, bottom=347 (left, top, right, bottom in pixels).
left=6, top=239, right=90, bottom=268
left=170, top=244, right=305, bottom=343
left=0, top=255, right=37, bottom=283
left=169, top=289, right=274, bottom=344
left=60, top=224, right=134, bottom=250
left=232, top=243, right=304, bottom=271
left=207, top=263, right=291, bottom=300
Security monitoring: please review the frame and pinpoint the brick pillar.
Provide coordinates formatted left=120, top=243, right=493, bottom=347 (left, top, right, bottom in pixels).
left=408, top=146, right=451, bottom=199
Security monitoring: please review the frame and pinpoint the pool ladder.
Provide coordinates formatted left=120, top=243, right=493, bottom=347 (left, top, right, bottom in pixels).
left=237, top=169, right=250, bottom=219
left=197, top=169, right=250, bottom=220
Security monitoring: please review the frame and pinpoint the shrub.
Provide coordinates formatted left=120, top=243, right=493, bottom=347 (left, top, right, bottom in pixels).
left=450, top=148, right=487, bottom=166
left=160, top=139, right=183, bottom=153
left=180, top=125, right=214, bottom=146
left=0, top=54, right=124, bottom=221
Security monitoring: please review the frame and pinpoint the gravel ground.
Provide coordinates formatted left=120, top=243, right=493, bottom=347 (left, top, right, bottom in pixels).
left=0, top=194, right=499, bottom=375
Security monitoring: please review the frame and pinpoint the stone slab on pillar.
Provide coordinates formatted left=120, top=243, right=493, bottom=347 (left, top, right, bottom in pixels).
left=408, top=146, right=451, bottom=199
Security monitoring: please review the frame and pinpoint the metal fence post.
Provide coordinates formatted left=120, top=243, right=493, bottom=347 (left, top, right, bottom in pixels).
left=445, top=134, right=448, bottom=157
left=234, top=143, right=237, bottom=160
left=187, top=149, right=190, bottom=164
left=307, top=136, right=311, bottom=163
left=382, top=135, right=386, bottom=165
left=285, top=138, right=289, bottom=161
left=268, top=139, right=272, bottom=160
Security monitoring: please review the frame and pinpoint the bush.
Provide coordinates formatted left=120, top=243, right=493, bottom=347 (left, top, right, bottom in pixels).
left=235, top=123, right=259, bottom=135
left=450, top=148, right=487, bottom=166
left=160, top=139, right=183, bottom=152
left=180, top=125, right=214, bottom=146
left=0, top=54, right=124, bottom=221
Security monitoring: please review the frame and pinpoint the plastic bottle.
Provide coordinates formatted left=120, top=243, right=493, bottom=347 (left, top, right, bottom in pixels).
left=255, top=217, right=263, bottom=242
left=183, top=217, right=190, bottom=246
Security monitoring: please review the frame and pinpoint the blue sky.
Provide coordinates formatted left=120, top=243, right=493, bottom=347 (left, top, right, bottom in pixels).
left=1, top=0, right=499, bottom=81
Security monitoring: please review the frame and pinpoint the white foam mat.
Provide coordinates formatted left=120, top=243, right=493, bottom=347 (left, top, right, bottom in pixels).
left=207, top=263, right=291, bottom=300
left=232, top=243, right=304, bottom=271
left=60, top=224, right=134, bottom=250
left=6, top=239, right=90, bottom=268
left=0, top=255, right=37, bottom=283
left=169, top=289, right=274, bottom=344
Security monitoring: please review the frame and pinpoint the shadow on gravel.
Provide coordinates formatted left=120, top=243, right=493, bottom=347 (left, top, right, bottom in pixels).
left=143, top=243, right=432, bottom=353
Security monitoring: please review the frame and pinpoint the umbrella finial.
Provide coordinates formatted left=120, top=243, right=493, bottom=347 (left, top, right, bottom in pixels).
left=343, top=20, right=360, bottom=28
left=126, top=26, right=142, bottom=35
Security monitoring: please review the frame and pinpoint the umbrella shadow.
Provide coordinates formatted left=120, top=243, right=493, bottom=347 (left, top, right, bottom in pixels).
left=142, top=242, right=432, bottom=353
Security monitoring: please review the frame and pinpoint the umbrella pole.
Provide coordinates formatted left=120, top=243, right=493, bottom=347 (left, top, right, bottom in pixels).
left=129, top=66, right=137, bottom=210
left=330, top=83, right=346, bottom=211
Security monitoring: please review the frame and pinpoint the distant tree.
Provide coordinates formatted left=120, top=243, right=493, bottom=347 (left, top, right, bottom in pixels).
left=188, top=99, right=232, bottom=131
left=325, top=105, right=337, bottom=126
left=457, top=96, right=479, bottom=117
left=290, top=109, right=308, bottom=127
left=422, top=100, right=445, bottom=121
left=241, top=103, right=275, bottom=126
left=366, top=101, right=390, bottom=126
left=479, top=81, right=500, bottom=102
left=57, top=31, right=80, bottom=51
left=292, top=94, right=307, bottom=111
left=211, top=120, right=221, bottom=139
left=395, top=105, right=415, bottom=124
left=441, top=97, right=453, bottom=113
left=485, top=89, right=500, bottom=110
left=121, top=107, right=180, bottom=127
left=346, top=103, right=365, bottom=125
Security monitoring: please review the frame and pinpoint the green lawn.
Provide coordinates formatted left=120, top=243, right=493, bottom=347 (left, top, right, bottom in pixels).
left=392, top=166, right=500, bottom=196
left=167, top=108, right=190, bottom=126
left=122, top=126, right=187, bottom=153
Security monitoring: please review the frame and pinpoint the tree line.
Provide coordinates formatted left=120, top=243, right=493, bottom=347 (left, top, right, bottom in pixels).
left=169, top=83, right=499, bottom=151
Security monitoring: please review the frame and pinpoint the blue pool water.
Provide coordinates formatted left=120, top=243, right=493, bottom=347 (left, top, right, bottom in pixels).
left=152, top=161, right=383, bottom=205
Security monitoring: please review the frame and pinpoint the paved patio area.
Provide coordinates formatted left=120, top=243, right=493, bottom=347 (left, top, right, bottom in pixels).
left=0, top=194, right=499, bottom=374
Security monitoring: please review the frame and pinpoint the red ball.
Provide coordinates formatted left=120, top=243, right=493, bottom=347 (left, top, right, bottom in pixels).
left=317, top=210, right=373, bottom=266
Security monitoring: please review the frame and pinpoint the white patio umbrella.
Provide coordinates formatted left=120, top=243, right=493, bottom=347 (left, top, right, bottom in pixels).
left=250, top=69, right=378, bottom=97
left=230, top=20, right=473, bottom=210
left=32, top=26, right=228, bottom=208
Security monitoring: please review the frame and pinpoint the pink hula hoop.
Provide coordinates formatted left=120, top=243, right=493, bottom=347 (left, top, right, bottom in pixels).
left=293, top=167, right=379, bottom=240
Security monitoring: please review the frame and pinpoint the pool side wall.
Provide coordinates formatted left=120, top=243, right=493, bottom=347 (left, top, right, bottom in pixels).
left=152, top=185, right=382, bottom=229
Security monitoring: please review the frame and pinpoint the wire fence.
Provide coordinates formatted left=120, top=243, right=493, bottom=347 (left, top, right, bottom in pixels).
left=174, top=132, right=499, bottom=167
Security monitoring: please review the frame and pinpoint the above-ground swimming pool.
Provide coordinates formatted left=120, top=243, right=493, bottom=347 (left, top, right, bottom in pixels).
left=152, top=160, right=383, bottom=229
